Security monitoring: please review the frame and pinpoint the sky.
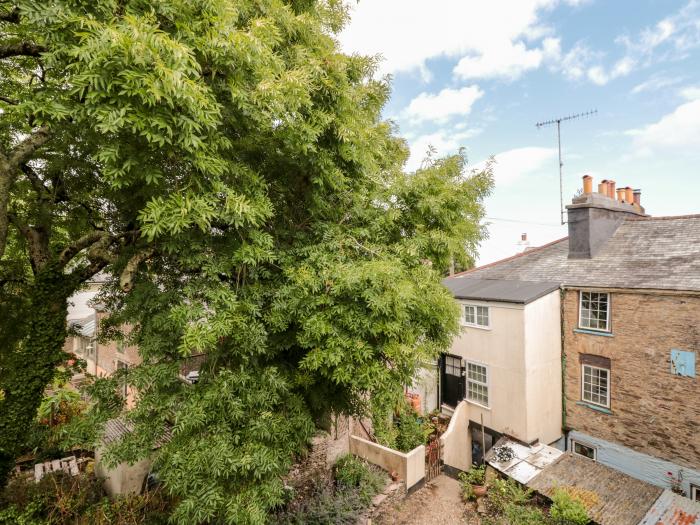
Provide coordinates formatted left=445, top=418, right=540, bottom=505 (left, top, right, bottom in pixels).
left=339, top=0, right=700, bottom=265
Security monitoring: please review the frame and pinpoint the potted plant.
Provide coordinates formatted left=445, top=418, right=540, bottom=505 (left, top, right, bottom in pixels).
left=459, top=465, right=487, bottom=498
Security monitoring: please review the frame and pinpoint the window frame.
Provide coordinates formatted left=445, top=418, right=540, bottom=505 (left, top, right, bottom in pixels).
left=571, top=440, right=597, bottom=461
left=462, top=304, right=491, bottom=329
left=578, top=291, right=611, bottom=333
left=466, top=360, right=489, bottom=408
left=581, top=363, right=611, bottom=408
left=691, top=484, right=700, bottom=502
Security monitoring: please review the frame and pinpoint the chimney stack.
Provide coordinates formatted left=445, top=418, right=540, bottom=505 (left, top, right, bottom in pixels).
left=633, top=189, right=641, bottom=206
left=566, top=175, right=647, bottom=259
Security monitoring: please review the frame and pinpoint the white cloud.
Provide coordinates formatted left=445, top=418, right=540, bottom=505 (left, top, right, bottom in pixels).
left=453, top=41, right=544, bottom=80
left=406, top=129, right=482, bottom=171
left=680, top=85, right=700, bottom=100
left=631, top=74, right=684, bottom=94
left=402, top=85, right=484, bottom=123
left=626, top=99, right=700, bottom=151
left=339, top=0, right=562, bottom=80
left=474, top=147, right=557, bottom=186
left=579, top=1, right=700, bottom=86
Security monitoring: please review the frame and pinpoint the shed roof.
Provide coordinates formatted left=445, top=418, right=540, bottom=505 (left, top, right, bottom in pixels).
left=638, top=490, right=700, bottom=525
left=102, top=418, right=172, bottom=450
left=528, top=452, right=663, bottom=525
left=443, top=277, right=559, bottom=304
left=459, top=215, right=700, bottom=292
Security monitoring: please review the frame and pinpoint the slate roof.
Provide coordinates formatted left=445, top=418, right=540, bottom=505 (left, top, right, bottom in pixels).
left=460, top=215, right=700, bottom=292
left=528, top=452, right=663, bottom=525
left=442, top=277, right=559, bottom=304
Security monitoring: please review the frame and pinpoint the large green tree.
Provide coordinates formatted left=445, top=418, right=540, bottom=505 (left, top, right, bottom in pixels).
left=0, top=0, right=492, bottom=521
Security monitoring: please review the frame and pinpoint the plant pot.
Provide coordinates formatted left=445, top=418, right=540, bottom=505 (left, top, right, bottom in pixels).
left=472, top=484, right=487, bottom=497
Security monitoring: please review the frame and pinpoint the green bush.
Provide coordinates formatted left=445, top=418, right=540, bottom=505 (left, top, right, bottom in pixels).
left=333, top=455, right=385, bottom=505
left=460, top=481, right=476, bottom=502
left=550, top=489, right=590, bottom=525
left=459, top=465, right=486, bottom=485
left=487, top=477, right=533, bottom=513
left=0, top=471, right=171, bottom=525
left=503, top=503, right=548, bottom=525
left=277, top=480, right=364, bottom=525
left=395, top=410, right=424, bottom=453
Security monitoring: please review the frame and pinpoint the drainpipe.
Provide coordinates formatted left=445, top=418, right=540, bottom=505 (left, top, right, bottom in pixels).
left=560, top=287, right=567, bottom=450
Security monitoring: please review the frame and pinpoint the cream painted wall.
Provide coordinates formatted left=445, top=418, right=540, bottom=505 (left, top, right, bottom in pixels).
left=523, top=291, right=563, bottom=445
left=448, top=291, right=562, bottom=445
left=450, top=299, right=529, bottom=441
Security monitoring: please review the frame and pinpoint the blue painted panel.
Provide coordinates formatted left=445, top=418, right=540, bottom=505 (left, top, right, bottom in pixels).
left=670, top=349, right=696, bottom=378
left=568, top=430, right=700, bottom=497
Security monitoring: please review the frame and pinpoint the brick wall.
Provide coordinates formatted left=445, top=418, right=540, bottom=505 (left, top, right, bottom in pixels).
left=563, top=289, right=700, bottom=469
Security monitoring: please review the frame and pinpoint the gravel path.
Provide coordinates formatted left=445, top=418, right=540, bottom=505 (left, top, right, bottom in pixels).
left=375, top=475, right=478, bottom=525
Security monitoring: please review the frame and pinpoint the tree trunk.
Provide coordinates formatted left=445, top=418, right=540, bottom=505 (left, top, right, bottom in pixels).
left=0, top=266, right=74, bottom=486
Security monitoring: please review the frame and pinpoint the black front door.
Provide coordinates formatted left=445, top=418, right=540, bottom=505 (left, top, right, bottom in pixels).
left=441, top=354, right=465, bottom=408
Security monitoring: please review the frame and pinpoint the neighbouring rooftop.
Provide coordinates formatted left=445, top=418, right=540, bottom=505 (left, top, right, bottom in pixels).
left=459, top=215, right=700, bottom=292
left=442, top=277, right=560, bottom=304
left=528, top=452, right=664, bottom=525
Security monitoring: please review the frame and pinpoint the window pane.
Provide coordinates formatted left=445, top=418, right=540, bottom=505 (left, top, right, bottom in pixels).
left=573, top=442, right=595, bottom=460
left=582, top=365, right=609, bottom=407
left=465, top=306, right=475, bottom=324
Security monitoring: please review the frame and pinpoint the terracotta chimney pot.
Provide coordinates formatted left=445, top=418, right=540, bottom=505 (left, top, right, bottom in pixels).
left=616, top=188, right=625, bottom=202
left=582, top=175, right=593, bottom=194
left=599, top=179, right=609, bottom=195
left=633, top=189, right=641, bottom=206
left=607, top=180, right=616, bottom=199
left=625, top=187, right=633, bottom=205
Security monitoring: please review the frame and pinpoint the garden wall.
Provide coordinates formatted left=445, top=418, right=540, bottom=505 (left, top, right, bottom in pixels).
left=440, top=400, right=471, bottom=476
left=349, top=435, right=425, bottom=491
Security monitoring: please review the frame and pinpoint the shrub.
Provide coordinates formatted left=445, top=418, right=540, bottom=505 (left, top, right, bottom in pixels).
left=487, top=477, right=533, bottom=513
left=459, top=465, right=486, bottom=485
left=277, top=480, right=364, bottom=525
left=395, top=410, right=424, bottom=453
left=333, top=455, right=384, bottom=505
left=503, top=503, right=549, bottom=525
left=550, top=488, right=590, bottom=525
left=0, top=471, right=172, bottom=525
left=460, top=481, right=476, bottom=502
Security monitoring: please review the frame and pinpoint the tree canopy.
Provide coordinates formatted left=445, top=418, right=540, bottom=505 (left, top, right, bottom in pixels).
left=0, top=0, right=492, bottom=522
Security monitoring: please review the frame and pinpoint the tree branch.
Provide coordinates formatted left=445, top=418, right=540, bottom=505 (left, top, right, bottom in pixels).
left=0, top=41, right=44, bottom=59
left=9, top=125, right=50, bottom=168
left=59, top=231, right=109, bottom=267
left=0, top=95, right=18, bottom=105
left=120, top=248, right=154, bottom=292
left=0, top=8, right=20, bottom=24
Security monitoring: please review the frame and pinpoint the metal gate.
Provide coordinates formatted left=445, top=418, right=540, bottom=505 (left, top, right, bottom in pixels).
left=425, top=435, right=442, bottom=482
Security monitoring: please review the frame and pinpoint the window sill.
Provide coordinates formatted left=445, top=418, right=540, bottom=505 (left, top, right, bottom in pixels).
left=466, top=400, right=491, bottom=410
left=573, top=328, right=613, bottom=337
left=576, top=401, right=612, bottom=415
left=461, top=323, right=492, bottom=331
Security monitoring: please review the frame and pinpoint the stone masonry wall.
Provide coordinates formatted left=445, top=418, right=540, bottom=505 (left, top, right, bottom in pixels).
left=563, top=289, right=700, bottom=469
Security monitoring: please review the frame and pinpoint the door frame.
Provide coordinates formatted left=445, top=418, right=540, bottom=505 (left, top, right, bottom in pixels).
left=440, top=353, right=465, bottom=408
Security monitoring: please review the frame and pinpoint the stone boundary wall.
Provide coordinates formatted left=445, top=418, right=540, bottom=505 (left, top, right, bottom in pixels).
left=349, top=435, right=425, bottom=490
left=358, top=480, right=407, bottom=524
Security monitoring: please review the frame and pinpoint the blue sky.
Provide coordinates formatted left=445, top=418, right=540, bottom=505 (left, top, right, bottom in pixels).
left=339, top=0, right=700, bottom=264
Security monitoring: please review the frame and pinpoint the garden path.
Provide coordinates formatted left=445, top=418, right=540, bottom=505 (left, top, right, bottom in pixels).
left=375, top=474, right=479, bottom=525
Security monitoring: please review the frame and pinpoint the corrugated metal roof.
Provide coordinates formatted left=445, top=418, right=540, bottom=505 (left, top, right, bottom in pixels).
left=68, top=315, right=96, bottom=337
left=638, top=490, right=700, bottom=525
left=528, top=453, right=663, bottom=525
left=443, top=277, right=559, bottom=304
left=458, top=215, right=700, bottom=292
left=102, top=418, right=172, bottom=450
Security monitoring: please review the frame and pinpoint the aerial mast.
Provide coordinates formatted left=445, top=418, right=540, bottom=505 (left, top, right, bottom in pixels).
left=535, top=109, right=597, bottom=225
